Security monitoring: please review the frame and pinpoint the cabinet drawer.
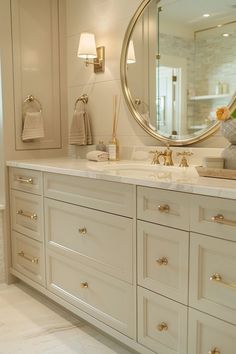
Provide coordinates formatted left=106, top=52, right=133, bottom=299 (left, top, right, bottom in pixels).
left=190, top=232, right=236, bottom=325
left=138, top=287, right=187, bottom=354
left=45, top=198, right=133, bottom=283
left=44, top=173, right=134, bottom=217
left=137, top=187, right=189, bottom=230
left=10, top=190, right=43, bottom=241
left=190, top=194, right=236, bottom=241
left=12, top=231, right=45, bottom=285
left=137, top=221, right=189, bottom=304
left=9, top=167, right=42, bottom=195
left=188, top=308, right=236, bottom=354
left=46, top=250, right=135, bottom=338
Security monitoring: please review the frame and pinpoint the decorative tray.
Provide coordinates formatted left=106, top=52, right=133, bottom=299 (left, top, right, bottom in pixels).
left=196, top=166, right=236, bottom=180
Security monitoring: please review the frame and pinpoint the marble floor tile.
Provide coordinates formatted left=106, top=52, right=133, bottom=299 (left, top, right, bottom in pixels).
left=0, top=282, right=136, bottom=354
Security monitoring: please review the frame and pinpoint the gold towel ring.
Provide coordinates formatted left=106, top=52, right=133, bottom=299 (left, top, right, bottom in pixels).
left=74, top=94, right=88, bottom=110
left=23, top=95, right=42, bottom=112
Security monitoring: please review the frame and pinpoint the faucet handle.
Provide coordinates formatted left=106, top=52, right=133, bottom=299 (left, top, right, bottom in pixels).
left=177, top=151, right=193, bottom=167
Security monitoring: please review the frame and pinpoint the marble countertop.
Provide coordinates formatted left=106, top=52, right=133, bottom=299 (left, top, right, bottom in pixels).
left=6, top=157, right=236, bottom=200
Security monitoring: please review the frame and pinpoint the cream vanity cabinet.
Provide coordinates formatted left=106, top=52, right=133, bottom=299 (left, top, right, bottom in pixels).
left=8, top=166, right=236, bottom=354
left=9, top=168, right=45, bottom=286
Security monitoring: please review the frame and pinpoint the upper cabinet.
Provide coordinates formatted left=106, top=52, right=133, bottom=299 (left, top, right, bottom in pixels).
left=11, top=0, right=63, bottom=150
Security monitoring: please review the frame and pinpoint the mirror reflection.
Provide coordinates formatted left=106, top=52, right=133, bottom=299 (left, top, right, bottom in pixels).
left=125, top=0, right=236, bottom=143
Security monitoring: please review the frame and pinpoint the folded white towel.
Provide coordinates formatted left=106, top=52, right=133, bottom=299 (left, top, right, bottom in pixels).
left=86, top=150, right=109, bottom=162
left=22, top=111, right=45, bottom=141
left=69, top=110, right=92, bottom=145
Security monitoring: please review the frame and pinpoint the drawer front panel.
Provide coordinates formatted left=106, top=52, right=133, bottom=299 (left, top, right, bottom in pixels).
left=10, top=167, right=42, bottom=195
left=44, top=173, right=134, bottom=217
left=45, top=198, right=133, bottom=283
left=12, top=231, right=45, bottom=285
left=188, top=308, right=236, bottom=354
left=137, top=187, right=189, bottom=230
left=190, top=195, right=236, bottom=241
left=138, top=287, right=187, bottom=354
left=190, top=232, right=236, bottom=324
left=47, top=250, right=135, bottom=338
left=138, top=221, right=189, bottom=304
left=11, top=190, right=43, bottom=241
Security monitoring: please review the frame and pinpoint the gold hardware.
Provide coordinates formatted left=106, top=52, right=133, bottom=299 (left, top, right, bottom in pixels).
left=158, top=204, right=170, bottom=213
left=211, top=214, right=236, bottom=226
left=177, top=151, right=193, bottom=167
left=79, top=227, right=87, bottom=235
left=74, top=94, right=88, bottom=110
left=156, top=257, right=168, bottom=266
left=157, top=322, right=168, bottom=332
left=16, top=209, right=37, bottom=220
left=83, top=47, right=105, bottom=73
left=18, top=251, right=39, bottom=264
left=80, top=282, right=88, bottom=288
left=23, top=95, right=42, bottom=112
left=16, top=176, right=33, bottom=184
left=151, top=145, right=174, bottom=166
left=210, top=273, right=236, bottom=289
left=208, top=348, right=221, bottom=354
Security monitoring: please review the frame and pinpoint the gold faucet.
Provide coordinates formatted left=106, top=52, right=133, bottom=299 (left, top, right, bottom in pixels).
left=177, top=151, right=193, bottom=167
left=151, top=145, right=174, bottom=166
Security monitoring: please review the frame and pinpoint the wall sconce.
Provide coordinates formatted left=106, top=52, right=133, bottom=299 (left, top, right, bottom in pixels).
left=127, top=40, right=136, bottom=64
left=77, top=32, right=105, bottom=73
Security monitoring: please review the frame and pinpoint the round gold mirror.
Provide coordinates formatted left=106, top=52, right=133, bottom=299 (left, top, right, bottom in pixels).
left=120, top=0, right=236, bottom=145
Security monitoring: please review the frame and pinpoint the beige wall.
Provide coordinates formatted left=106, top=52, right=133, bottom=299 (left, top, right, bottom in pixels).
left=66, top=0, right=228, bottom=151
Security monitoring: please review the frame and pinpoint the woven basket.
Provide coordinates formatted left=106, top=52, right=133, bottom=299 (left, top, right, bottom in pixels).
left=221, top=119, right=236, bottom=144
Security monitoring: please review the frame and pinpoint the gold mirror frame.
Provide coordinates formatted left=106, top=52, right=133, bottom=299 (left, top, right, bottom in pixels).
left=120, top=0, right=226, bottom=146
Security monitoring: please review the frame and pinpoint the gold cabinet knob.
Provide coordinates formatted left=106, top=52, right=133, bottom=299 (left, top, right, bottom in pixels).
left=158, top=204, right=170, bottom=213
left=80, top=282, right=88, bottom=288
left=157, top=322, right=168, bottom=332
left=78, top=227, right=87, bottom=235
left=156, top=257, right=168, bottom=266
left=208, top=348, right=220, bottom=354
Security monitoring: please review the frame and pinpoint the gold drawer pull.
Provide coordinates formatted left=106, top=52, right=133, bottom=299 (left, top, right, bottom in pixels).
left=158, top=204, right=170, bottom=213
left=211, top=214, right=236, bottom=226
left=18, top=251, right=39, bottom=264
left=80, top=282, right=88, bottom=288
left=16, top=177, right=33, bottom=184
left=78, top=227, right=87, bottom=235
left=157, top=322, right=168, bottom=332
left=156, top=257, right=168, bottom=266
left=210, top=273, right=236, bottom=289
left=16, top=209, right=37, bottom=220
left=208, top=348, right=220, bottom=354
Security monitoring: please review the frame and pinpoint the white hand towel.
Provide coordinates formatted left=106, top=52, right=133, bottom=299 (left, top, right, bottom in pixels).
left=22, top=111, right=45, bottom=141
left=86, top=150, right=109, bottom=162
left=69, top=111, right=93, bottom=145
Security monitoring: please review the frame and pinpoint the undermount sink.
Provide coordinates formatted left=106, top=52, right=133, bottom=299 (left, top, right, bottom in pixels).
left=95, top=163, right=198, bottom=181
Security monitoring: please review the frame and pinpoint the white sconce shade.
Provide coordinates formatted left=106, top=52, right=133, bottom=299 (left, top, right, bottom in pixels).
left=127, top=40, right=136, bottom=64
left=77, top=32, right=97, bottom=59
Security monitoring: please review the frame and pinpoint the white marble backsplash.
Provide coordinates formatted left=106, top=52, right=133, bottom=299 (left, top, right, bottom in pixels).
left=69, top=144, right=224, bottom=167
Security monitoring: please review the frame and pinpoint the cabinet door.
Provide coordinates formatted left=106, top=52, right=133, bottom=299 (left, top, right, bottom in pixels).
left=11, top=0, right=62, bottom=150
left=47, top=250, right=135, bottom=339
left=188, top=308, right=236, bottom=354
left=137, top=187, right=189, bottom=230
left=190, top=194, right=236, bottom=241
left=137, top=220, right=189, bottom=304
left=138, top=287, right=187, bottom=354
left=12, top=231, right=45, bottom=286
left=45, top=198, right=133, bottom=283
left=9, top=168, right=42, bottom=195
left=11, top=190, right=43, bottom=241
left=190, top=232, right=236, bottom=325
